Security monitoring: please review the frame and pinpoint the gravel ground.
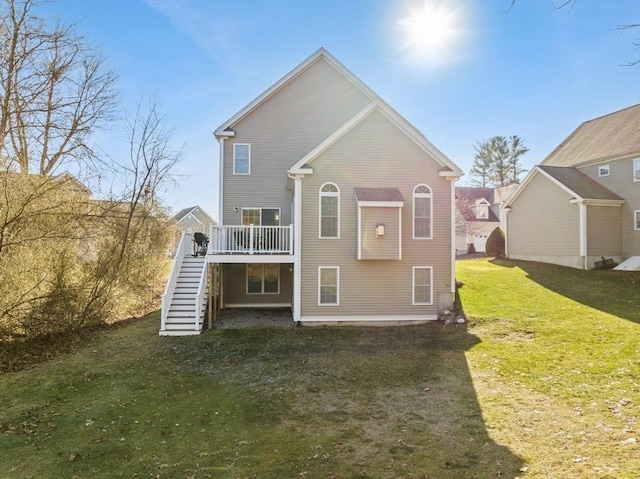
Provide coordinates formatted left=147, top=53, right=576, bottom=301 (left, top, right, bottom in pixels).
left=212, top=308, right=295, bottom=329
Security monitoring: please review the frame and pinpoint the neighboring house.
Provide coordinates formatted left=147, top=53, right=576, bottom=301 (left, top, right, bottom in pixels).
left=455, top=185, right=517, bottom=254
left=456, top=187, right=500, bottom=254
left=503, top=104, right=640, bottom=270
left=172, top=205, right=216, bottom=235
left=160, top=48, right=463, bottom=335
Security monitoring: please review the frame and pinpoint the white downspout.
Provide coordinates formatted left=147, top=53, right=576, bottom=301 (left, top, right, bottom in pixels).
left=449, top=178, right=457, bottom=296
left=218, top=137, right=225, bottom=224
left=288, top=172, right=303, bottom=322
left=217, top=135, right=226, bottom=309
left=503, top=207, right=511, bottom=257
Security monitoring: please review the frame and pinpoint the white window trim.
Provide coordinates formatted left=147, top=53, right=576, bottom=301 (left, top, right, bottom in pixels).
left=246, top=264, right=280, bottom=295
left=233, top=143, right=251, bottom=175
left=412, top=266, right=433, bottom=305
left=634, top=158, right=640, bottom=183
left=598, top=164, right=610, bottom=177
left=635, top=210, right=640, bottom=231
left=318, top=266, right=339, bottom=306
left=413, top=184, right=433, bottom=240
left=319, top=182, right=340, bottom=239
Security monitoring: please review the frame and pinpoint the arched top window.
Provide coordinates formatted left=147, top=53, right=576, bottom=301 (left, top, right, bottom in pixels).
left=413, top=184, right=432, bottom=239
left=414, top=184, right=432, bottom=196
left=319, top=182, right=340, bottom=238
left=321, top=182, right=339, bottom=194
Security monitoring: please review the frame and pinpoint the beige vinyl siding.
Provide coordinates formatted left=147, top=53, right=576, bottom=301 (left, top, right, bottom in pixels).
left=299, top=110, right=452, bottom=319
left=586, top=205, right=622, bottom=261
left=360, top=206, right=401, bottom=260
left=507, top=172, right=581, bottom=265
left=579, top=157, right=640, bottom=257
left=223, top=263, right=293, bottom=306
left=222, top=57, right=370, bottom=226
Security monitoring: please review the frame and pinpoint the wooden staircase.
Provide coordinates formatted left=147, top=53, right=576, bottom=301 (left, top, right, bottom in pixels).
left=160, top=256, right=207, bottom=336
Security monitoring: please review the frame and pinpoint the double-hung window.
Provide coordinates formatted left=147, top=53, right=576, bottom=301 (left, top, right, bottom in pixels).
left=413, top=184, right=432, bottom=239
left=318, top=267, right=339, bottom=306
left=635, top=211, right=640, bottom=231
left=412, top=266, right=433, bottom=305
left=319, top=183, right=340, bottom=238
left=247, top=264, right=279, bottom=294
left=233, top=143, right=250, bottom=175
left=634, top=158, right=640, bottom=182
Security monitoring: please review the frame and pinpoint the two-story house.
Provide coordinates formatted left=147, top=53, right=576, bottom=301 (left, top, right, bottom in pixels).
left=160, top=48, right=463, bottom=335
left=503, top=104, right=640, bottom=270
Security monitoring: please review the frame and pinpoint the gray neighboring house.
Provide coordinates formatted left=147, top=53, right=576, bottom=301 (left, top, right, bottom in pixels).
left=160, top=48, right=463, bottom=335
left=173, top=205, right=216, bottom=235
left=503, top=104, right=640, bottom=270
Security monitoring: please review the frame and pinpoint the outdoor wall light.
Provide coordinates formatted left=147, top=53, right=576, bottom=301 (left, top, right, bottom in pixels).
left=376, top=223, right=385, bottom=238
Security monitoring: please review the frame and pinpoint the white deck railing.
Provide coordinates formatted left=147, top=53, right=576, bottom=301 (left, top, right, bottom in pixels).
left=160, top=232, right=192, bottom=331
left=193, top=259, right=208, bottom=332
left=208, top=224, right=293, bottom=255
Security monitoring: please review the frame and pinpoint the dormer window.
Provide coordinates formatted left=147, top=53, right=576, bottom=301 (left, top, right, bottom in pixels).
left=474, top=199, right=490, bottom=219
left=598, top=164, right=610, bottom=177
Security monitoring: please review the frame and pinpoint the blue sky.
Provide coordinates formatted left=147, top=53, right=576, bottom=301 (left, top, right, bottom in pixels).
left=41, top=0, right=640, bottom=220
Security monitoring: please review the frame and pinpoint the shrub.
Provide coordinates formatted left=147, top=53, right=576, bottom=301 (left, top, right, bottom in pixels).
left=485, top=227, right=505, bottom=258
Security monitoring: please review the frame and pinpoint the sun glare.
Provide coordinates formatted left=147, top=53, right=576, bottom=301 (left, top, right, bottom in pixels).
left=397, top=1, right=466, bottom=68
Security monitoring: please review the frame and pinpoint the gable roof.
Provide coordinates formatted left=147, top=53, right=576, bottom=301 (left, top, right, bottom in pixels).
left=288, top=98, right=463, bottom=177
left=504, top=165, right=624, bottom=207
left=215, top=48, right=377, bottom=137
left=542, top=104, right=640, bottom=167
left=537, top=166, right=624, bottom=201
left=456, top=187, right=494, bottom=203
left=173, top=205, right=216, bottom=225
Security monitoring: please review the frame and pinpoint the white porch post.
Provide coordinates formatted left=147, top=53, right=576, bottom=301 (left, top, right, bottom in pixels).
left=292, top=176, right=302, bottom=322
left=579, top=201, right=588, bottom=269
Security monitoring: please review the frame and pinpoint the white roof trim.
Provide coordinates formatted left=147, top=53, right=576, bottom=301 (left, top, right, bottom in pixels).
left=503, top=166, right=625, bottom=208
left=214, top=48, right=377, bottom=138
left=503, top=167, right=568, bottom=207
left=289, top=98, right=462, bottom=176
left=179, top=212, right=205, bottom=227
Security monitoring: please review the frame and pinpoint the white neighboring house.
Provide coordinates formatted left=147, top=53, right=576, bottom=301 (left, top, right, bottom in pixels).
left=173, top=205, right=216, bottom=235
left=455, top=185, right=517, bottom=255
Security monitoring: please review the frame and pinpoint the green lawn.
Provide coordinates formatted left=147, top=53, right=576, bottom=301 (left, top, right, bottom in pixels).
left=0, top=259, right=638, bottom=478
left=458, top=258, right=639, bottom=479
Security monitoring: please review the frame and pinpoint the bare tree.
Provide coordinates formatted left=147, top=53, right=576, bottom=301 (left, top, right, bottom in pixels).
left=0, top=0, right=118, bottom=175
left=507, top=0, right=639, bottom=66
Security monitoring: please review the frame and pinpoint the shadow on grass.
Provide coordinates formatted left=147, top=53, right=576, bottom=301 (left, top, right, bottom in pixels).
left=171, top=323, right=526, bottom=478
left=490, top=258, right=640, bottom=324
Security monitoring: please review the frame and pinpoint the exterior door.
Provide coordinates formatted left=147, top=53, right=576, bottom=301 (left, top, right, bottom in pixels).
left=262, top=208, right=280, bottom=226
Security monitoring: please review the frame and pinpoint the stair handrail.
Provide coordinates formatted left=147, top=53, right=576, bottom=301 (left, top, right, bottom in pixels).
left=161, top=231, right=192, bottom=332
left=194, top=259, right=208, bottom=331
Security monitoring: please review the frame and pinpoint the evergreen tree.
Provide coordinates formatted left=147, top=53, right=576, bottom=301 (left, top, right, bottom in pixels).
left=469, top=135, right=528, bottom=187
